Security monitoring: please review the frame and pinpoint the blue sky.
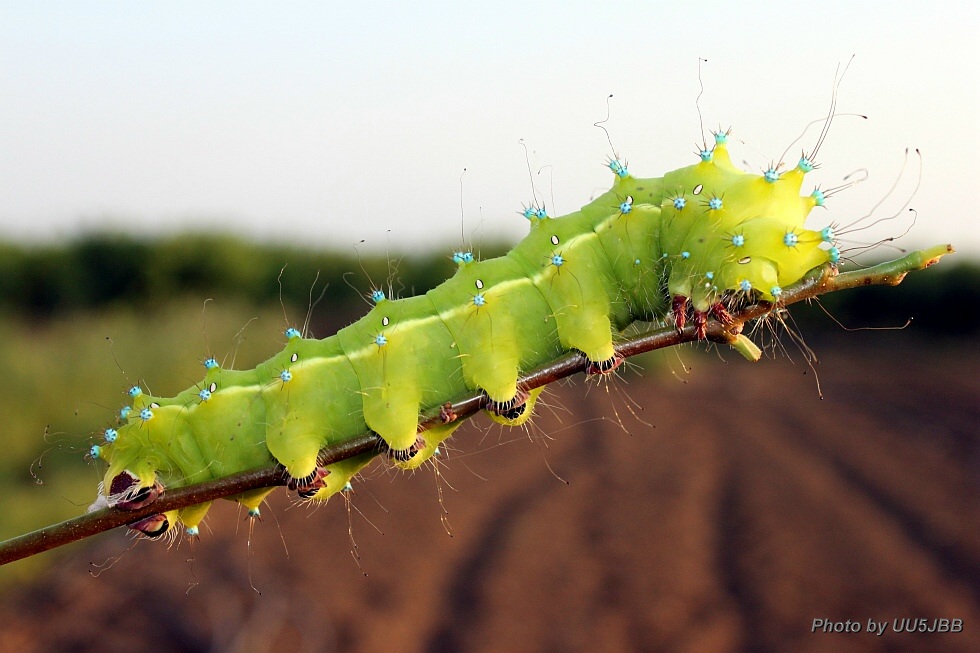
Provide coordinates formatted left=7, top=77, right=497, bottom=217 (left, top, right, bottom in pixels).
left=1, top=1, right=977, bottom=255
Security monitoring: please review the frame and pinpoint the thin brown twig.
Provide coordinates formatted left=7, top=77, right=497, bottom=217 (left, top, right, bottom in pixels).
left=0, top=244, right=954, bottom=566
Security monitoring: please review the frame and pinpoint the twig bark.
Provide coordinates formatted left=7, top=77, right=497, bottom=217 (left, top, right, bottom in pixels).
left=0, top=244, right=954, bottom=566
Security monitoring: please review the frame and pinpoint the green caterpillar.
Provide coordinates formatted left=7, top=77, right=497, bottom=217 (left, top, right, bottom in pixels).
left=90, top=120, right=840, bottom=539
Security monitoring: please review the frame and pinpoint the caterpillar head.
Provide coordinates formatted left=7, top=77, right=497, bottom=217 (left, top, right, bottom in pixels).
left=99, top=401, right=170, bottom=508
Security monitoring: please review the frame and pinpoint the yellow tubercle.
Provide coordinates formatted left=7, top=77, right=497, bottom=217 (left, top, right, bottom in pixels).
left=178, top=502, right=212, bottom=531
left=487, top=387, right=544, bottom=427
left=712, top=143, right=736, bottom=170
left=779, top=167, right=806, bottom=192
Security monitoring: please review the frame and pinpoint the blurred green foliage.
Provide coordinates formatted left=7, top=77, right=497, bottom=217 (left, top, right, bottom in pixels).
left=0, top=233, right=513, bottom=319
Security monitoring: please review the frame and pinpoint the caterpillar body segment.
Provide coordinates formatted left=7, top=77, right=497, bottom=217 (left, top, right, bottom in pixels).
left=263, top=336, right=363, bottom=481
left=334, top=296, right=459, bottom=454
left=95, top=126, right=838, bottom=538
left=427, top=255, right=553, bottom=405
left=660, top=138, right=830, bottom=308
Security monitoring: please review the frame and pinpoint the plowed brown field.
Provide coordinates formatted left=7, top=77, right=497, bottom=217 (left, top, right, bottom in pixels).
left=1, top=336, right=977, bottom=653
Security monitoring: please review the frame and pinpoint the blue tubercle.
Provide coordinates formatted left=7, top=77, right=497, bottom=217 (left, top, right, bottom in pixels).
left=681, top=251, right=691, bottom=259
left=128, top=386, right=142, bottom=398
left=739, top=279, right=753, bottom=292
left=829, top=247, right=841, bottom=264
left=452, top=251, right=474, bottom=265
left=371, top=289, right=386, bottom=303
left=798, top=157, right=814, bottom=173
left=708, top=197, right=723, bottom=210
left=672, top=197, right=686, bottom=210
left=280, top=370, right=293, bottom=383
left=342, top=482, right=354, bottom=492
left=120, top=406, right=132, bottom=420
left=699, top=148, right=713, bottom=162
left=248, top=507, right=261, bottom=518
left=199, top=388, right=212, bottom=402
left=705, top=271, right=714, bottom=280
left=784, top=232, right=799, bottom=247
left=523, top=206, right=537, bottom=220
left=374, top=334, right=387, bottom=347
left=608, top=159, right=629, bottom=178
left=186, top=526, right=199, bottom=537
left=763, top=168, right=779, bottom=183
left=90, top=444, right=101, bottom=459
left=731, top=234, right=745, bottom=247
left=472, top=293, right=486, bottom=307
left=139, top=408, right=153, bottom=421
left=535, top=208, right=548, bottom=219
left=713, top=132, right=728, bottom=145
left=104, top=428, right=118, bottom=443
left=285, top=327, right=301, bottom=340
left=811, top=188, right=825, bottom=206
left=619, top=200, right=632, bottom=214
left=771, top=286, right=783, bottom=299
left=821, top=226, right=835, bottom=242
left=203, top=357, right=219, bottom=370
left=551, top=254, right=564, bottom=267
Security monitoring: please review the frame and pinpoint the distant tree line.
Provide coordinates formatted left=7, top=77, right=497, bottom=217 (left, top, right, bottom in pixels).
left=0, top=233, right=975, bottom=335
left=0, top=233, right=485, bottom=316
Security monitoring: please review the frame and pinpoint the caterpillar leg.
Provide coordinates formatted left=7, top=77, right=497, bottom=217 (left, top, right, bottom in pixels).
left=673, top=296, right=734, bottom=340
left=395, top=421, right=462, bottom=470
left=128, top=512, right=172, bottom=539
left=486, top=387, right=544, bottom=427
left=485, top=387, right=529, bottom=421
left=109, top=470, right=164, bottom=511
left=711, top=302, right=734, bottom=326
left=439, top=402, right=457, bottom=423
left=693, top=310, right=708, bottom=340
left=672, top=295, right=689, bottom=331
left=382, top=434, right=426, bottom=463
left=309, top=454, right=376, bottom=500
left=699, top=300, right=738, bottom=339
left=586, top=352, right=624, bottom=376
left=287, top=466, right=330, bottom=498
